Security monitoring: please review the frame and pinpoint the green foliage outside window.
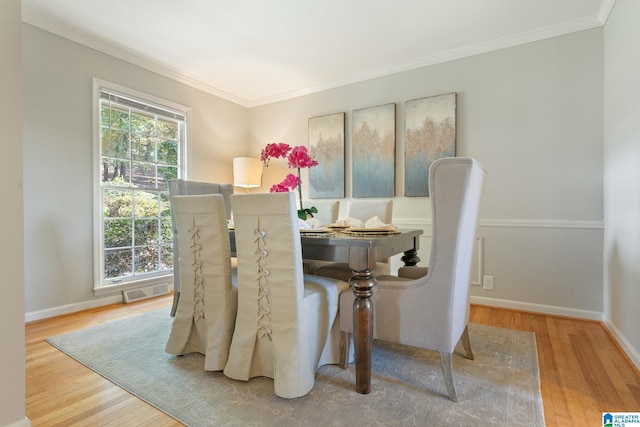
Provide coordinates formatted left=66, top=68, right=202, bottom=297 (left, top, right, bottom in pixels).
left=100, top=96, right=183, bottom=282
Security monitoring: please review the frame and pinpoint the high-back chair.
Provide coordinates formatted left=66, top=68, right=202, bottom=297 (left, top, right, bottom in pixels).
left=223, top=192, right=349, bottom=398
left=165, top=194, right=238, bottom=371
left=311, top=199, right=393, bottom=280
left=340, top=157, right=486, bottom=401
left=168, top=179, right=233, bottom=316
left=346, top=199, right=393, bottom=225
left=301, top=200, right=340, bottom=274
left=303, top=199, right=340, bottom=226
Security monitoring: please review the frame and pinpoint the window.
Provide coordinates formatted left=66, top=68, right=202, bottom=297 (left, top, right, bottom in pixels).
left=94, top=81, right=188, bottom=291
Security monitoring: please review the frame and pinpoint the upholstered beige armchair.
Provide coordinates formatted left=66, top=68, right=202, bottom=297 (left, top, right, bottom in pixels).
left=223, top=192, right=349, bottom=398
left=340, top=157, right=486, bottom=401
left=168, top=179, right=233, bottom=316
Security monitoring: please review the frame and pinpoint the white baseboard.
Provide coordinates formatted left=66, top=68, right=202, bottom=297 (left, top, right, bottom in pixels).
left=601, top=315, right=640, bottom=373
left=470, top=295, right=602, bottom=320
left=4, top=416, right=32, bottom=427
left=471, top=295, right=640, bottom=373
left=25, top=294, right=123, bottom=323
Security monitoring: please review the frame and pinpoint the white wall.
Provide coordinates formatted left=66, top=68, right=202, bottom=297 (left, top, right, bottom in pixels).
left=22, top=19, right=608, bottom=322
left=1, top=1, right=29, bottom=426
left=248, top=29, right=605, bottom=316
left=22, top=24, right=249, bottom=316
left=603, top=0, right=640, bottom=369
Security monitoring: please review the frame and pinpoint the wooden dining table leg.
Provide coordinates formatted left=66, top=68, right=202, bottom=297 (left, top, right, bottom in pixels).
left=350, top=269, right=377, bottom=394
left=400, top=248, right=420, bottom=266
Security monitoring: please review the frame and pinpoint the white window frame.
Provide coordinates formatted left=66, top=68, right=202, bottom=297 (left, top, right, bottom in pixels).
left=92, top=79, right=190, bottom=295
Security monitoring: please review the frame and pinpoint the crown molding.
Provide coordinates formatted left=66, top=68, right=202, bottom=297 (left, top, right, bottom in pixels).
left=21, top=13, right=251, bottom=107
left=247, top=14, right=606, bottom=107
left=23, top=9, right=607, bottom=109
left=598, top=0, right=617, bottom=25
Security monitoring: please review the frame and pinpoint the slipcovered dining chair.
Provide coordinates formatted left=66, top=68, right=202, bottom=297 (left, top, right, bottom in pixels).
left=301, top=199, right=340, bottom=274
left=168, top=179, right=233, bottom=316
left=340, top=157, right=486, bottom=402
left=303, top=199, right=340, bottom=226
left=165, top=194, right=238, bottom=371
left=346, top=199, right=393, bottom=226
left=223, top=192, right=349, bottom=398
left=311, top=199, right=394, bottom=280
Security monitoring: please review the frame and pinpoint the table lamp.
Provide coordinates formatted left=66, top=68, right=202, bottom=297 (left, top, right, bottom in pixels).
left=233, top=157, right=263, bottom=193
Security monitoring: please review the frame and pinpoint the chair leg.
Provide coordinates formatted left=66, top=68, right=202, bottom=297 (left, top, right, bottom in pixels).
left=169, top=291, right=180, bottom=317
left=439, top=352, right=458, bottom=402
left=340, top=331, right=350, bottom=369
left=461, top=325, right=474, bottom=360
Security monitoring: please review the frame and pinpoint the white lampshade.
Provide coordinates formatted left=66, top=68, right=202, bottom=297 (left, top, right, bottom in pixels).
left=233, top=157, right=263, bottom=192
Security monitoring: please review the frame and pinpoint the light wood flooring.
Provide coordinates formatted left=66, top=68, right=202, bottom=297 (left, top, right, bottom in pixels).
left=26, top=294, right=640, bottom=426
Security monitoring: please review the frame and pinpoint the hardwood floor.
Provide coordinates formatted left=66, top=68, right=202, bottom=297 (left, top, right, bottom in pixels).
left=470, top=305, right=640, bottom=426
left=26, top=296, right=180, bottom=427
left=26, top=294, right=640, bottom=426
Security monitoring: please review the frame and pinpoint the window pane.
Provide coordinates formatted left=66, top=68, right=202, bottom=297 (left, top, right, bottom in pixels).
left=101, top=158, right=131, bottom=185
left=131, top=161, right=156, bottom=189
left=131, top=111, right=154, bottom=134
left=133, top=190, right=159, bottom=218
left=134, top=218, right=158, bottom=246
left=158, top=165, right=178, bottom=190
left=158, top=118, right=177, bottom=139
left=104, top=218, right=132, bottom=248
left=108, top=105, right=129, bottom=129
left=160, top=216, right=172, bottom=244
left=158, top=138, right=178, bottom=165
left=159, top=192, right=171, bottom=217
left=105, top=248, right=133, bottom=279
left=131, top=133, right=156, bottom=162
left=134, top=246, right=159, bottom=273
left=103, top=188, right=133, bottom=218
left=160, top=244, right=173, bottom=270
left=101, top=128, right=130, bottom=159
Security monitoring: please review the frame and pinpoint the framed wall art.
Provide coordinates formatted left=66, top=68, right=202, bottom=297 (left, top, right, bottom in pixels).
left=352, top=103, right=396, bottom=198
left=308, top=112, right=345, bottom=198
left=404, top=93, right=456, bottom=196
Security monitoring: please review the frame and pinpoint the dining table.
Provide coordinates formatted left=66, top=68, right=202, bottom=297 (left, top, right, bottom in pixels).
left=230, top=227, right=423, bottom=394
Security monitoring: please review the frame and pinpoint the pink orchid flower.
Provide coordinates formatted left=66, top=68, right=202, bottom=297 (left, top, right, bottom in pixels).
left=261, top=142, right=318, bottom=217
left=260, top=142, right=291, bottom=166
left=287, top=146, right=318, bottom=169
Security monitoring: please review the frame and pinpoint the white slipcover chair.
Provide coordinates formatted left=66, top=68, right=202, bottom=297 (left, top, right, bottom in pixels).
left=301, top=199, right=340, bottom=274
left=223, top=192, right=349, bottom=398
left=165, top=194, right=238, bottom=371
left=340, top=157, right=486, bottom=401
left=302, top=199, right=339, bottom=226
left=346, top=199, right=393, bottom=226
left=311, top=199, right=393, bottom=280
left=168, top=179, right=234, bottom=316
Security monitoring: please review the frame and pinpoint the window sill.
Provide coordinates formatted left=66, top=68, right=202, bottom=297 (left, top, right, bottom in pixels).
left=94, top=274, right=174, bottom=297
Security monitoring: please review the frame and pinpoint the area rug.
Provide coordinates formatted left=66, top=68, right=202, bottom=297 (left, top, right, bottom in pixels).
left=47, top=308, right=545, bottom=427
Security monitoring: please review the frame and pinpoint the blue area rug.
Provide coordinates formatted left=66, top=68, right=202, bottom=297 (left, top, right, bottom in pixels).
left=47, top=308, right=544, bottom=426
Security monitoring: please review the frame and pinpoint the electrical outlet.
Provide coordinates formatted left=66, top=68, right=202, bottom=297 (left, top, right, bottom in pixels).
left=482, top=275, right=494, bottom=290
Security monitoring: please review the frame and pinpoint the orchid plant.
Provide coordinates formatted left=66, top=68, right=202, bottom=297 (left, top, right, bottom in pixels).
left=261, top=142, right=319, bottom=220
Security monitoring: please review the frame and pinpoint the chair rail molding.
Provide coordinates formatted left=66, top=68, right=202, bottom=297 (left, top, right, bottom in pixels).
left=394, top=217, right=604, bottom=230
